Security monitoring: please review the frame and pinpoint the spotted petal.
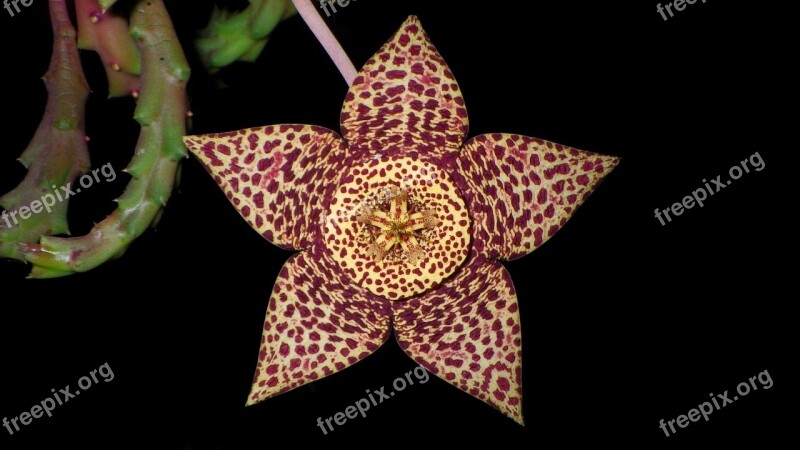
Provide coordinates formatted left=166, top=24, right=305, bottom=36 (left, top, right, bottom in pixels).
left=454, top=134, right=619, bottom=260
left=392, top=251, right=523, bottom=423
left=184, top=125, right=356, bottom=250
left=248, top=248, right=392, bottom=405
left=340, top=16, right=469, bottom=163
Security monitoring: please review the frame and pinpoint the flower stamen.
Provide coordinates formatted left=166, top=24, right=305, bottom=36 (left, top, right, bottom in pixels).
left=359, top=186, right=438, bottom=263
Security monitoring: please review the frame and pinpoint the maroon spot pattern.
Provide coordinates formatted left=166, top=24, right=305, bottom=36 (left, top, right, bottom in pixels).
left=393, top=249, right=523, bottom=422
left=451, top=133, right=620, bottom=261
left=247, top=246, right=391, bottom=404
left=325, top=156, right=471, bottom=300
left=183, top=125, right=364, bottom=251
left=340, top=17, right=469, bottom=164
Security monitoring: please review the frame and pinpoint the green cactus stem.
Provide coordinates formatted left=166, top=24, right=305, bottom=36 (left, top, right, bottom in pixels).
left=98, top=0, right=117, bottom=12
left=76, top=0, right=141, bottom=97
left=22, top=0, right=190, bottom=278
left=196, top=0, right=297, bottom=72
left=0, top=0, right=91, bottom=262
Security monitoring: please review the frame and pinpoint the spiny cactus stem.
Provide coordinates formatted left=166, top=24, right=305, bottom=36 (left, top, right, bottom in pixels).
left=76, top=0, right=141, bottom=97
left=0, top=0, right=90, bottom=261
left=23, top=0, right=189, bottom=278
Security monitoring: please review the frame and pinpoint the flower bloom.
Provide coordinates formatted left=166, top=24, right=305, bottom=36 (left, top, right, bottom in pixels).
left=184, top=16, right=618, bottom=424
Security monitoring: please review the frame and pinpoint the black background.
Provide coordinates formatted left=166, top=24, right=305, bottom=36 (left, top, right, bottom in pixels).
left=0, top=0, right=793, bottom=448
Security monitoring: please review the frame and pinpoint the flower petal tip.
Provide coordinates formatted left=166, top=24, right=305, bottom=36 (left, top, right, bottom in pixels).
left=340, top=12, right=468, bottom=162
left=603, top=152, right=622, bottom=170
left=249, top=251, right=391, bottom=404
left=393, top=258, right=523, bottom=426
left=403, top=15, right=422, bottom=26
left=182, top=125, right=352, bottom=250
left=457, top=134, right=619, bottom=260
left=244, top=394, right=260, bottom=407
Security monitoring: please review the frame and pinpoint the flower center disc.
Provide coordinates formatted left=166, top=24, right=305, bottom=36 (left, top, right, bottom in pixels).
left=324, top=156, right=471, bottom=301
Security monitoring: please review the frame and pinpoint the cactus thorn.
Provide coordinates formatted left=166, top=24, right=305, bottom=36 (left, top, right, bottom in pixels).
left=20, top=0, right=189, bottom=277
left=0, top=0, right=90, bottom=262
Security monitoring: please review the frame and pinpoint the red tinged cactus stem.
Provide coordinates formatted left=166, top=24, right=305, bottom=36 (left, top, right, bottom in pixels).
left=76, top=0, right=141, bottom=97
left=22, top=0, right=190, bottom=278
left=0, top=0, right=91, bottom=265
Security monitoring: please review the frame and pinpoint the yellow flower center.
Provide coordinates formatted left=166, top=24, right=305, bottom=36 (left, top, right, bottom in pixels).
left=324, top=156, right=471, bottom=301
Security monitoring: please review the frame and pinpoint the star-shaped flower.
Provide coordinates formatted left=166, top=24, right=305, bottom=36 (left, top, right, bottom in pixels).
left=183, top=16, right=618, bottom=424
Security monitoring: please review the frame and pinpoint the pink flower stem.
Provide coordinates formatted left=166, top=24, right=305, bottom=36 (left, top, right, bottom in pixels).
left=291, top=0, right=357, bottom=86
